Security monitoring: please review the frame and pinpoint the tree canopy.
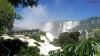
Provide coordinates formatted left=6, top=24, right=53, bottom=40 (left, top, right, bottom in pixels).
left=0, top=0, right=22, bottom=36
left=51, top=32, right=80, bottom=47
left=8, top=0, right=38, bottom=7
left=49, top=38, right=100, bottom=56
left=0, top=39, right=28, bottom=56
left=15, top=46, right=40, bottom=56
left=0, top=0, right=39, bottom=36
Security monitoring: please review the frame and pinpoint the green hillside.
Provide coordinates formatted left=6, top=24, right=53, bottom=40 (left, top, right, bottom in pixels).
left=71, top=17, right=100, bottom=32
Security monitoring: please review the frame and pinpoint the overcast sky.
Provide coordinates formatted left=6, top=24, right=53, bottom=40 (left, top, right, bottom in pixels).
left=14, top=0, right=100, bottom=29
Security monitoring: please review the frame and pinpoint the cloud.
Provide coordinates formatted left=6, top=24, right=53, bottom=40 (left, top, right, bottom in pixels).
left=14, top=4, right=51, bottom=30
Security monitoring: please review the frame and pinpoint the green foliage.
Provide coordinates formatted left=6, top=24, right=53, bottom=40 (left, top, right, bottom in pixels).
left=29, top=34, right=40, bottom=41
left=49, top=50, right=61, bottom=56
left=93, top=28, right=100, bottom=41
left=89, top=28, right=100, bottom=42
left=0, top=0, right=22, bottom=36
left=62, top=38, right=100, bottom=56
left=69, top=32, right=80, bottom=42
left=29, top=34, right=44, bottom=43
left=15, top=46, right=40, bottom=56
left=96, top=53, right=100, bottom=56
left=50, top=39, right=61, bottom=46
left=34, top=42, right=40, bottom=46
left=49, top=38, right=100, bottom=56
left=49, top=28, right=100, bottom=56
left=1, top=39, right=28, bottom=56
left=13, top=29, right=39, bottom=33
left=39, top=40, right=45, bottom=43
left=72, top=17, right=100, bottom=36
left=40, top=54, right=45, bottom=56
left=38, top=31, right=46, bottom=36
left=24, top=34, right=29, bottom=37
left=0, top=37, right=4, bottom=42
left=8, top=35, right=15, bottom=37
left=8, top=0, right=38, bottom=7
left=51, top=32, right=80, bottom=46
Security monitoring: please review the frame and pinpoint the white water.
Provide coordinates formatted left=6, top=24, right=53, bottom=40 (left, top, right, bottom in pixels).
left=98, top=19, right=100, bottom=23
left=85, top=30, right=88, bottom=39
left=2, top=32, right=60, bottom=55
left=46, top=32, right=55, bottom=42
left=92, top=20, right=94, bottom=24
left=62, top=21, right=80, bottom=32
left=39, top=33, right=60, bottom=55
left=57, top=22, right=62, bottom=36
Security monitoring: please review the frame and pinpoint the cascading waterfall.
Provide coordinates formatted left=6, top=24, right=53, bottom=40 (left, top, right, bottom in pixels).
left=41, top=21, right=80, bottom=38
left=79, top=30, right=83, bottom=34
left=62, top=21, right=80, bottom=32
left=57, top=22, right=62, bottom=36
left=40, top=22, right=60, bottom=55
left=85, top=30, right=88, bottom=39
left=92, top=20, right=94, bottom=24
left=40, top=21, right=80, bottom=55
left=39, top=32, right=60, bottom=55
left=98, top=19, right=99, bottom=23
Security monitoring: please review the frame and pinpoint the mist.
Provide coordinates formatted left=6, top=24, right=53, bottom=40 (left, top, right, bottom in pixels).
left=14, top=4, right=53, bottom=30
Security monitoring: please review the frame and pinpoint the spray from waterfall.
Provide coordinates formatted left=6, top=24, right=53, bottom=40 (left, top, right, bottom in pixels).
left=57, top=22, right=62, bottom=36
left=85, top=30, right=88, bottom=39
left=98, top=19, right=99, bottom=23
left=62, top=21, right=80, bottom=32
left=92, top=20, right=94, bottom=24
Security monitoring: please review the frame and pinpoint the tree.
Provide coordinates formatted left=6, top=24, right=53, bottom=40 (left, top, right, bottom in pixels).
left=0, top=37, right=4, bottom=42
left=51, top=32, right=80, bottom=47
left=89, top=28, right=100, bottom=42
left=69, top=32, right=80, bottom=42
left=38, top=31, right=46, bottom=36
left=0, top=0, right=22, bottom=36
left=0, top=39, right=28, bottom=56
left=49, top=49, right=61, bottom=56
left=8, top=0, right=38, bottom=7
left=15, top=46, right=40, bottom=56
left=0, top=0, right=39, bottom=36
left=29, top=33, right=44, bottom=43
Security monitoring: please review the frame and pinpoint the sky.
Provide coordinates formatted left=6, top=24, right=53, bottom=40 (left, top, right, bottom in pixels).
left=14, top=0, right=100, bottom=29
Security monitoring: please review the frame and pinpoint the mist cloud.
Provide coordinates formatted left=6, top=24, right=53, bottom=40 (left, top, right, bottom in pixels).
left=14, top=4, right=51, bottom=30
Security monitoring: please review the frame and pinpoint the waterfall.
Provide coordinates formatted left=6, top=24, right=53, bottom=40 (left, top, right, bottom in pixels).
left=57, top=22, right=62, bottom=36
left=39, top=32, right=60, bottom=55
left=46, top=32, right=55, bottom=42
left=92, top=20, right=94, bottom=24
left=79, top=30, right=83, bottom=34
left=41, top=21, right=80, bottom=38
left=62, top=21, right=80, bottom=32
left=85, top=30, right=88, bottom=39
left=98, top=19, right=99, bottom=23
